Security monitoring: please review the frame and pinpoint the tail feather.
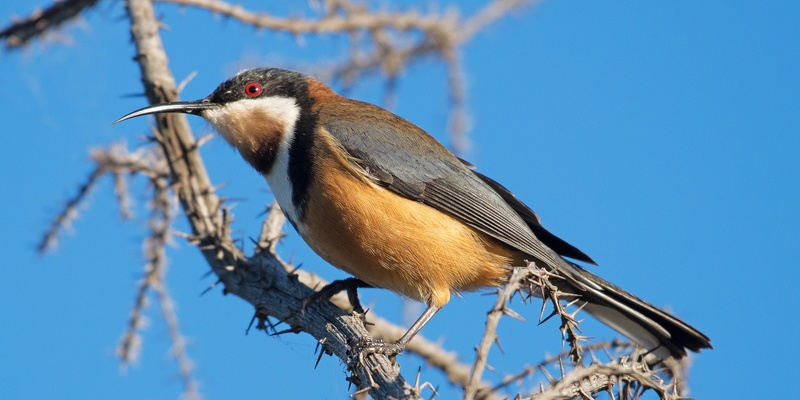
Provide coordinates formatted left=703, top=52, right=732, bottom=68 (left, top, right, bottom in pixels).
left=569, top=265, right=712, bottom=359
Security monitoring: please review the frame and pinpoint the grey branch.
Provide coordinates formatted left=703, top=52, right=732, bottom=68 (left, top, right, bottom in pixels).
left=0, top=0, right=99, bottom=50
left=24, top=0, right=703, bottom=398
left=123, top=0, right=420, bottom=397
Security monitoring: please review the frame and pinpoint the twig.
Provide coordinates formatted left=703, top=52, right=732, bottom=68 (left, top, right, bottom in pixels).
left=37, top=163, right=103, bottom=254
left=490, top=340, right=636, bottom=395
left=255, top=200, right=285, bottom=254
left=527, top=356, right=683, bottom=400
left=38, top=143, right=169, bottom=254
left=524, top=263, right=587, bottom=363
left=124, top=0, right=419, bottom=397
left=157, top=0, right=458, bottom=35
left=153, top=0, right=531, bottom=154
left=0, top=0, right=99, bottom=50
left=464, top=268, right=528, bottom=400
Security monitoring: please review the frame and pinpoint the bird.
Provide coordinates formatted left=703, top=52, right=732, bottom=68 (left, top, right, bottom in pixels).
left=116, top=67, right=711, bottom=359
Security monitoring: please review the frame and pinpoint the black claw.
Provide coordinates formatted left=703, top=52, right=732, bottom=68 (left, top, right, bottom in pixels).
left=350, top=336, right=405, bottom=365
left=303, top=277, right=372, bottom=315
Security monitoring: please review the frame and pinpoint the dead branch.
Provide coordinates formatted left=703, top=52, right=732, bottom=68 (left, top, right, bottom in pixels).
left=37, top=163, right=103, bottom=254
left=524, top=264, right=588, bottom=363
left=526, top=357, right=684, bottom=400
left=17, top=0, right=704, bottom=398
left=152, top=0, right=530, bottom=155
left=281, top=229, right=501, bottom=399
left=0, top=0, right=99, bottom=50
left=465, top=268, right=528, bottom=400
left=38, top=143, right=164, bottom=254
left=122, top=0, right=422, bottom=397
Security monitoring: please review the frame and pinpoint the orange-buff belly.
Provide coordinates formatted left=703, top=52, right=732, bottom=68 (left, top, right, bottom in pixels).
left=299, top=133, right=522, bottom=308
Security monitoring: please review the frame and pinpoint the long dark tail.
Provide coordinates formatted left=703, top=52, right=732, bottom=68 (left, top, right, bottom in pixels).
left=565, top=264, right=711, bottom=359
left=471, top=169, right=710, bottom=358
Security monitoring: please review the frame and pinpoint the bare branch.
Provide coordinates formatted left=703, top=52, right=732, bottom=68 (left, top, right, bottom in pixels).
left=255, top=200, right=285, bottom=254
left=527, top=357, right=684, bottom=400
left=490, top=340, right=634, bottom=395
left=457, top=0, right=534, bottom=44
left=153, top=0, right=531, bottom=153
left=0, top=0, right=99, bottom=50
left=23, top=0, right=703, bottom=397
left=37, top=163, right=103, bottom=254
left=116, top=178, right=170, bottom=369
left=524, top=263, right=588, bottom=363
left=465, top=268, right=528, bottom=400
left=122, top=0, right=421, bottom=396
left=157, top=0, right=458, bottom=35
left=38, top=142, right=170, bottom=254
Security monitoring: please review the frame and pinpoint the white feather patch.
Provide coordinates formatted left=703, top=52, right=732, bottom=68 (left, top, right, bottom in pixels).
left=203, top=96, right=303, bottom=224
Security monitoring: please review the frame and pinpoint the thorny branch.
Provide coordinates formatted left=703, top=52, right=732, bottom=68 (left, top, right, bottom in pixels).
left=526, top=357, right=687, bottom=400
left=0, top=0, right=99, bottom=50
left=154, top=0, right=531, bottom=154
left=527, top=265, right=588, bottom=364
left=466, top=263, right=692, bottom=399
left=465, top=268, right=528, bottom=400
left=466, top=263, right=588, bottom=399
left=255, top=201, right=498, bottom=398
left=116, top=0, right=460, bottom=397
left=22, top=0, right=535, bottom=398
left=38, top=144, right=168, bottom=254
left=11, top=0, right=702, bottom=398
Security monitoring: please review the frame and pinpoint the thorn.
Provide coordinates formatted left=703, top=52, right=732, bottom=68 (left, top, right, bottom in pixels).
left=120, top=91, right=148, bottom=99
left=502, top=306, right=525, bottom=322
left=195, top=133, right=214, bottom=148
left=602, top=344, right=614, bottom=361
left=539, top=309, right=558, bottom=325
left=494, top=336, right=505, bottom=355
left=314, top=338, right=327, bottom=369
left=246, top=311, right=258, bottom=335
left=565, top=298, right=583, bottom=308
left=249, top=236, right=263, bottom=248
left=271, top=326, right=302, bottom=336
left=199, top=279, right=220, bottom=296
left=485, top=362, right=496, bottom=373
left=424, top=384, right=439, bottom=400
left=538, top=295, right=548, bottom=321
left=589, top=348, right=600, bottom=364
left=351, top=385, right=373, bottom=397
left=538, top=365, right=555, bottom=384
left=176, top=70, right=198, bottom=94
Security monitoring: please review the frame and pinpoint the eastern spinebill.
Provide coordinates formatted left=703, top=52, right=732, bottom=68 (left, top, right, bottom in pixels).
left=117, top=68, right=711, bottom=359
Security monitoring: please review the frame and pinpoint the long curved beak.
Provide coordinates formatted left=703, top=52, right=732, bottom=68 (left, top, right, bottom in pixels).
left=115, top=99, right=219, bottom=124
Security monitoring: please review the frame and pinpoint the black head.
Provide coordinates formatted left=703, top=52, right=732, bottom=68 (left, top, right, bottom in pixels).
left=115, top=68, right=312, bottom=123
left=206, top=68, right=311, bottom=106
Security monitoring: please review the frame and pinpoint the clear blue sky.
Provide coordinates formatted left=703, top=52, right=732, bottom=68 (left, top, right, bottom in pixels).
left=2, top=1, right=798, bottom=398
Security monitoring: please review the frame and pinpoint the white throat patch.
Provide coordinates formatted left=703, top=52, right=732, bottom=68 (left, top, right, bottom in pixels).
left=203, top=96, right=303, bottom=225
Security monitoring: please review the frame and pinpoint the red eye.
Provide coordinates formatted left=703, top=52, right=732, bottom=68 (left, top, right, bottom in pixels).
left=244, top=82, right=262, bottom=97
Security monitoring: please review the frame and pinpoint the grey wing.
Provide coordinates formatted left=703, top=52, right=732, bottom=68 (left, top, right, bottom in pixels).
left=322, top=115, right=575, bottom=275
left=321, top=113, right=715, bottom=358
left=468, top=169, right=597, bottom=265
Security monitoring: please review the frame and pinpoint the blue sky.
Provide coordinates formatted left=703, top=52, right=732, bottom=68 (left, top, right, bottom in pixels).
left=1, top=1, right=798, bottom=398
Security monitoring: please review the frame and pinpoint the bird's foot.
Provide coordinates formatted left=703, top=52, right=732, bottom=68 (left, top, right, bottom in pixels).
left=350, top=336, right=405, bottom=365
left=302, top=277, right=369, bottom=315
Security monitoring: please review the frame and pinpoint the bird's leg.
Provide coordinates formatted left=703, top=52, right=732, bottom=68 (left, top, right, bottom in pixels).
left=353, top=304, right=440, bottom=362
left=304, top=277, right=372, bottom=314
